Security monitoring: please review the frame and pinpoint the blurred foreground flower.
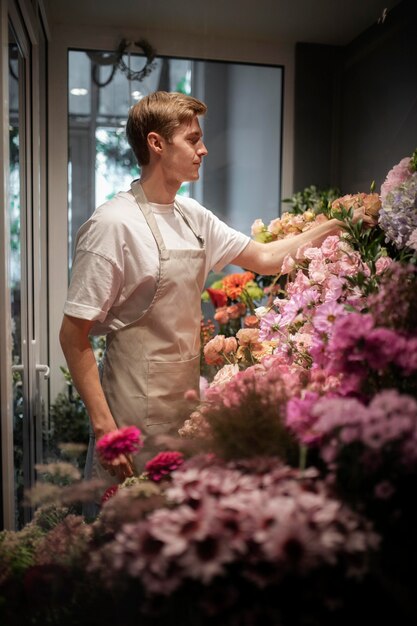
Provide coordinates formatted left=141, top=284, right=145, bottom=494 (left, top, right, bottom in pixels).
left=145, top=451, right=185, bottom=482
left=96, top=426, right=144, bottom=463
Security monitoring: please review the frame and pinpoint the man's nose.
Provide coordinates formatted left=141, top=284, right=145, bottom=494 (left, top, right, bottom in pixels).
left=198, top=142, right=208, bottom=156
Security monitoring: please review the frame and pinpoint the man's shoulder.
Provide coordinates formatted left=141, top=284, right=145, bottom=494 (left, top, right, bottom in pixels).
left=175, top=195, right=213, bottom=222
left=93, top=190, right=137, bottom=223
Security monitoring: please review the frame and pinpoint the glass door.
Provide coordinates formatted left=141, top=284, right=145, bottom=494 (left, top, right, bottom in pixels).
left=1, top=4, right=49, bottom=530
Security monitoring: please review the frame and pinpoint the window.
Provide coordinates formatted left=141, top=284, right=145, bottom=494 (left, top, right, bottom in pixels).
left=68, top=49, right=283, bottom=270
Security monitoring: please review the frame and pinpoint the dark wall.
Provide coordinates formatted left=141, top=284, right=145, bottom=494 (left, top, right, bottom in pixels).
left=293, top=0, right=417, bottom=195
left=293, top=42, right=342, bottom=191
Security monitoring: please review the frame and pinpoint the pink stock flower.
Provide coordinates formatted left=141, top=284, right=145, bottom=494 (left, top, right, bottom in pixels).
left=285, top=391, right=321, bottom=444
left=145, top=451, right=185, bottom=482
left=96, top=426, right=144, bottom=463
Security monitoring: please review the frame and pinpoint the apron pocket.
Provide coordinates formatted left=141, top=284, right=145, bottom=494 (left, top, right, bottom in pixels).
left=147, top=356, right=200, bottom=426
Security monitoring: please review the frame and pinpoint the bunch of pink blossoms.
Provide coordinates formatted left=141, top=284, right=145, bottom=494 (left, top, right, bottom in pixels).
left=310, top=310, right=417, bottom=396
left=258, top=234, right=378, bottom=370
left=88, top=457, right=378, bottom=595
left=309, top=390, right=417, bottom=508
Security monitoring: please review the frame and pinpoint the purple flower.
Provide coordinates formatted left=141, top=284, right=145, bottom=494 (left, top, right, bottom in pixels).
left=379, top=171, right=417, bottom=249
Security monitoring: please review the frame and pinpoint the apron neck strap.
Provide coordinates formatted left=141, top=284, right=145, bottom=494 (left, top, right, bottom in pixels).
left=130, top=179, right=169, bottom=259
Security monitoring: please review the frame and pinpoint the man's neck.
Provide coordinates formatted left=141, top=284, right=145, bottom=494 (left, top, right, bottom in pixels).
left=139, top=169, right=180, bottom=204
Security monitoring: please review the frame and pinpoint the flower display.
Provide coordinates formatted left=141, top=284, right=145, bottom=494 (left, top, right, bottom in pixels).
left=2, top=151, right=417, bottom=626
left=96, top=426, right=144, bottom=463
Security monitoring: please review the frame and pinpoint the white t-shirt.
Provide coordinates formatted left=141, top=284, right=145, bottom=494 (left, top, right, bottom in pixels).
left=64, top=190, right=250, bottom=335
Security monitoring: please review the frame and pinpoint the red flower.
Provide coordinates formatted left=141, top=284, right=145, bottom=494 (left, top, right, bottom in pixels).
left=101, top=484, right=119, bottom=506
left=96, top=426, right=143, bottom=462
left=206, top=287, right=228, bottom=308
left=145, top=451, right=184, bottom=482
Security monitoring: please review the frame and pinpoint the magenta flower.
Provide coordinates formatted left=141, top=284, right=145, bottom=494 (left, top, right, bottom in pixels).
left=96, top=426, right=144, bottom=462
left=101, top=484, right=119, bottom=506
left=145, top=451, right=185, bottom=482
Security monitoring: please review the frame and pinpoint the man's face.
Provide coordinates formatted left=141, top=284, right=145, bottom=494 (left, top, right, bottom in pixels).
left=161, top=116, right=208, bottom=185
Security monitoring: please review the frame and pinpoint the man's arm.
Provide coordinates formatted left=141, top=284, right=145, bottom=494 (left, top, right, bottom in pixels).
left=59, top=314, right=134, bottom=480
left=232, top=210, right=374, bottom=275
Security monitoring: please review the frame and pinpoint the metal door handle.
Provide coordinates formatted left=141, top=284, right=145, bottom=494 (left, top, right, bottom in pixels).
left=36, top=364, right=50, bottom=379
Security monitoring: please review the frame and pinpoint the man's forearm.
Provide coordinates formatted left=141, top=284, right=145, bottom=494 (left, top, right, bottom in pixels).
left=59, top=317, right=117, bottom=439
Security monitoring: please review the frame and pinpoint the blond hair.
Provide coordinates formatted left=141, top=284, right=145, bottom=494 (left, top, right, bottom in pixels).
left=126, top=91, right=207, bottom=166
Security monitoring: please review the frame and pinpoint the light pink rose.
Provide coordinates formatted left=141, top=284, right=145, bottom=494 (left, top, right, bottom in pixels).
left=281, top=254, right=296, bottom=274
left=251, top=218, right=265, bottom=236
left=227, top=304, right=242, bottom=320
left=375, top=256, right=393, bottom=274
left=236, top=328, right=260, bottom=346
left=209, top=363, right=240, bottom=387
left=380, top=157, right=412, bottom=203
left=214, top=307, right=229, bottom=325
left=244, top=315, right=260, bottom=328
left=223, top=337, right=238, bottom=354
left=203, top=335, right=226, bottom=365
left=268, top=217, right=283, bottom=236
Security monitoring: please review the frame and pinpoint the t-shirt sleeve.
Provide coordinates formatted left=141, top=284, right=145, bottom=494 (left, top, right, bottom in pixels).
left=63, top=249, right=122, bottom=322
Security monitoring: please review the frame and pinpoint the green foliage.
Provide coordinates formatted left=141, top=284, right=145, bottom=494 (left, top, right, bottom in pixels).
left=48, top=368, right=89, bottom=467
left=206, top=387, right=299, bottom=464
left=410, top=148, right=417, bottom=172
left=283, top=184, right=340, bottom=216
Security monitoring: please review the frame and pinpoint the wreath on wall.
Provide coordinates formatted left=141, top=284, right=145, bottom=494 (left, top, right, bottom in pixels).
left=87, top=38, right=157, bottom=88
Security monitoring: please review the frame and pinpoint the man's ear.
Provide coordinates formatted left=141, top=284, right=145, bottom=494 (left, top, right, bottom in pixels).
left=147, top=131, right=164, bottom=156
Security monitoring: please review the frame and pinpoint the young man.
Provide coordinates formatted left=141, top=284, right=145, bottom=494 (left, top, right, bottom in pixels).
left=60, top=91, right=371, bottom=484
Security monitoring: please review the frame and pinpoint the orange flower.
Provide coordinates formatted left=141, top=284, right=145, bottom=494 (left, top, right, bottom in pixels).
left=222, top=271, right=255, bottom=300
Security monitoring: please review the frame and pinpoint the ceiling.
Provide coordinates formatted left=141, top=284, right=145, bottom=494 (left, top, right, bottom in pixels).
left=45, top=0, right=401, bottom=47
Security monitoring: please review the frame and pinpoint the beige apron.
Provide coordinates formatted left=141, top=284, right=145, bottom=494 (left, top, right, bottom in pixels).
left=88, top=181, right=206, bottom=484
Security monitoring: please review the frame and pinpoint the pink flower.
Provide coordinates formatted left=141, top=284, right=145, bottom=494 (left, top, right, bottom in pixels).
left=380, top=156, right=412, bottom=202
left=244, top=315, right=259, bottom=328
left=286, top=391, right=321, bottom=444
left=236, top=328, right=260, bottom=347
left=214, top=307, right=229, bottom=325
left=223, top=337, right=238, bottom=354
left=145, top=451, right=185, bottom=482
left=281, top=253, right=296, bottom=274
left=251, top=218, right=265, bottom=236
left=210, top=363, right=240, bottom=387
left=313, top=301, right=347, bottom=333
left=227, top=304, right=243, bottom=320
left=204, top=335, right=226, bottom=365
left=96, top=426, right=144, bottom=462
left=375, top=256, right=393, bottom=274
